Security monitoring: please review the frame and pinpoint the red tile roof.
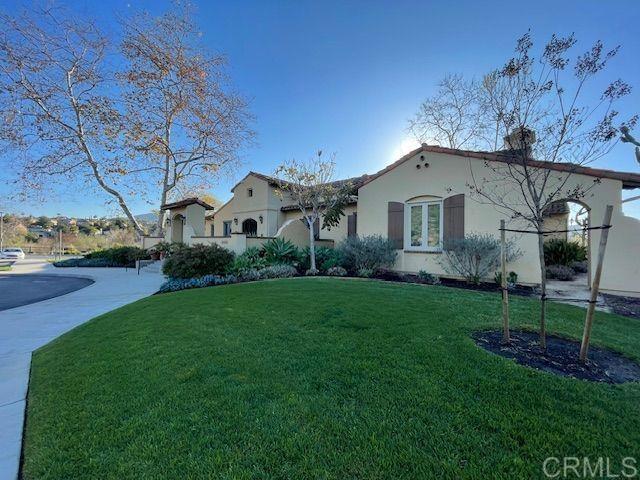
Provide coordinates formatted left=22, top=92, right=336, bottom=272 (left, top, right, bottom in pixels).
left=160, top=198, right=215, bottom=211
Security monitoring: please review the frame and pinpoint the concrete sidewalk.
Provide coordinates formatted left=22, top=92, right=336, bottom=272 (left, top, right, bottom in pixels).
left=0, top=260, right=164, bottom=480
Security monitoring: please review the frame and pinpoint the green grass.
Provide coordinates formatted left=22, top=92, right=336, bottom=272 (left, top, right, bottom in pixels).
left=0, top=265, right=11, bottom=271
left=23, top=279, right=640, bottom=479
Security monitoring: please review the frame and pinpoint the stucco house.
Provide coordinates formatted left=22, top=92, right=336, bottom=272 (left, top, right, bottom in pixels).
left=144, top=143, right=640, bottom=296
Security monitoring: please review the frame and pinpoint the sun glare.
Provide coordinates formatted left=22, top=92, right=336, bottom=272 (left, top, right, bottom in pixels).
left=392, top=137, right=421, bottom=160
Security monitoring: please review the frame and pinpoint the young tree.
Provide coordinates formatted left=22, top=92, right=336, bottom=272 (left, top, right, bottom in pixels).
left=120, top=6, right=253, bottom=233
left=274, top=151, right=352, bottom=272
left=0, top=7, right=146, bottom=235
left=467, top=33, right=636, bottom=350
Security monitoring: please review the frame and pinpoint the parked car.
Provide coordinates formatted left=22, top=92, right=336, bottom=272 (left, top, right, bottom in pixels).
left=1, top=247, right=25, bottom=259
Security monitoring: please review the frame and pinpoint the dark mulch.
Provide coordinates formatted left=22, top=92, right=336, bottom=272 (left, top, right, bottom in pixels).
left=374, top=270, right=537, bottom=297
left=473, top=330, right=640, bottom=384
left=603, top=294, right=640, bottom=319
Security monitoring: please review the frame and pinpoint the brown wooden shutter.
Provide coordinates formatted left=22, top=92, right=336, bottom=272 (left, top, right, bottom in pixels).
left=387, top=202, right=404, bottom=249
left=347, top=213, right=357, bottom=237
left=443, top=194, right=465, bottom=247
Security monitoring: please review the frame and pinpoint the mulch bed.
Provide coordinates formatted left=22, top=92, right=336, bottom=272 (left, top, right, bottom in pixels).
left=602, top=294, right=640, bottom=319
left=375, top=270, right=537, bottom=297
left=473, top=330, right=640, bottom=384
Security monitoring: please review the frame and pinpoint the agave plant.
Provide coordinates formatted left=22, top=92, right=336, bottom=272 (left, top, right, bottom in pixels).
left=261, top=237, right=301, bottom=266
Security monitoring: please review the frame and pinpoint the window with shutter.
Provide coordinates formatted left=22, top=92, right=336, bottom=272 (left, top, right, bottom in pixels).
left=387, top=202, right=404, bottom=249
left=443, top=194, right=465, bottom=247
left=347, top=213, right=357, bottom=237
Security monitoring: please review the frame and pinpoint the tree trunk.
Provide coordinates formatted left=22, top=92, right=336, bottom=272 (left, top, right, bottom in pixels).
left=537, top=231, right=547, bottom=351
left=158, top=185, right=169, bottom=234
left=308, top=218, right=316, bottom=271
left=500, top=219, right=510, bottom=344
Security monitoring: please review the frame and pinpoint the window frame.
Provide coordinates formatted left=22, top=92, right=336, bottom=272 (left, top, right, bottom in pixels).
left=222, top=221, right=232, bottom=237
left=404, top=199, right=443, bottom=252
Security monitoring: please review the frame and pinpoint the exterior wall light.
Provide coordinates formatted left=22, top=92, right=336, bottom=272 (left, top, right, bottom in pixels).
left=259, top=215, right=263, bottom=224
left=234, top=218, right=238, bottom=225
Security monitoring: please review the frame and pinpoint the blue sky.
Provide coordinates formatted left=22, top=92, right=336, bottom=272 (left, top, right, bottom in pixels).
left=1, top=0, right=639, bottom=218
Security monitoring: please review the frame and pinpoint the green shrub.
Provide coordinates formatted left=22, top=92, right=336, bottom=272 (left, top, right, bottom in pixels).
left=262, top=238, right=301, bottom=266
left=228, top=247, right=267, bottom=275
left=417, top=270, right=440, bottom=285
left=338, top=235, right=397, bottom=275
left=494, top=271, right=518, bottom=287
left=53, top=257, right=117, bottom=268
left=570, top=260, right=588, bottom=273
left=543, top=239, right=587, bottom=266
left=238, top=269, right=261, bottom=282
left=546, top=264, right=576, bottom=281
left=326, top=266, right=347, bottom=277
left=159, top=273, right=238, bottom=293
left=357, top=268, right=375, bottom=278
left=439, top=233, right=521, bottom=284
left=85, top=246, right=150, bottom=267
left=258, top=264, right=298, bottom=279
left=300, top=246, right=342, bottom=272
left=151, top=241, right=186, bottom=257
left=162, top=244, right=234, bottom=279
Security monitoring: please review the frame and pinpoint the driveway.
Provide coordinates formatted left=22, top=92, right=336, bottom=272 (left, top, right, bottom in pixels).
left=0, top=275, right=94, bottom=311
left=0, top=259, right=164, bottom=480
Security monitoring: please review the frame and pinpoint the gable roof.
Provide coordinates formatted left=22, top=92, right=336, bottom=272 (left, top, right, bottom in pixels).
left=360, top=144, right=640, bottom=190
left=160, top=197, right=215, bottom=211
left=230, top=171, right=372, bottom=193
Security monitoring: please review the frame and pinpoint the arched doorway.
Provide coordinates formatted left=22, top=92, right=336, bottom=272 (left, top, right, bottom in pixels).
left=543, top=199, right=591, bottom=288
left=171, top=214, right=185, bottom=243
left=242, top=218, right=258, bottom=237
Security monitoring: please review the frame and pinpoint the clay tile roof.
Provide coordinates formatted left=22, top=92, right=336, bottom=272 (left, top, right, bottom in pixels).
left=542, top=201, right=570, bottom=217
left=160, top=197, right=215, bottom=211
left=231, top=171, right=371, bottom=193
left=359, top=144, right=640, bottom=190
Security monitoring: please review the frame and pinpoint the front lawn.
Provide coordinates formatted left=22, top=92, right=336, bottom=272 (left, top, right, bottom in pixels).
left=23, top=279, right=640, bottom=479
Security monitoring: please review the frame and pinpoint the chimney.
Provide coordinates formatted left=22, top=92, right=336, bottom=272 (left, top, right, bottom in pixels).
left=504, top=127, right=536, bottom=153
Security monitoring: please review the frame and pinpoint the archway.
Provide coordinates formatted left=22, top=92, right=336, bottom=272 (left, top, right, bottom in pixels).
left=171, top=214, right=185, bottom=243
left=543, top=199, right=591, bottom=288
left=242, top=218, right=258, bottom=237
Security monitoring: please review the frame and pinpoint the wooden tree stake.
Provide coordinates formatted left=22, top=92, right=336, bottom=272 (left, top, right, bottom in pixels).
left=500, top=219, right=510, bottom=344
left=579, top=205, right=613, bottom=363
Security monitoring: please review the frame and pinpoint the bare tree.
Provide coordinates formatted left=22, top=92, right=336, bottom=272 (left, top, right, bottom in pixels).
left=467, top=33, right=636, bottom=349
left=408, top=74, right=495, bottom=149
left=0, top=7, right=146, bottom=235
left=274, top=151, right=351, bottom=272
left=120, top=6, right=253, bottom=233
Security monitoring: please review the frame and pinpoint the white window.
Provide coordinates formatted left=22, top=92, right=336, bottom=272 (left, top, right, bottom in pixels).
left=404, top=200, right=442, bottom=251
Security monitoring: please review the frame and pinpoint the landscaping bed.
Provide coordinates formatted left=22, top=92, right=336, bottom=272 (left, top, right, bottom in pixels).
left=53, top=246, right=150, bottom=268
left=474, top=330, right=640, bottom=383
left=22, top=279, right=640, bottom=479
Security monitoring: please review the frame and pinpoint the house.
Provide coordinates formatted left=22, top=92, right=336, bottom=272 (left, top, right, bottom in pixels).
left=27, top=226, right=54, bottom=238
left=143, top=143, right=640, bottom=297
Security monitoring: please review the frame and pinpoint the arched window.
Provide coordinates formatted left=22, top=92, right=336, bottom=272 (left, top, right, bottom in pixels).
left=242, top=218, right=258, bottom=237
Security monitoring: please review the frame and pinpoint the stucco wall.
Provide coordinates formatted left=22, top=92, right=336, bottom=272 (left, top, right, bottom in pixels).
left=357, top=150, right=640, bottom=295
left=542, top=214, right=568, bottom=241
left=281, top=204, right=355, bottom=245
